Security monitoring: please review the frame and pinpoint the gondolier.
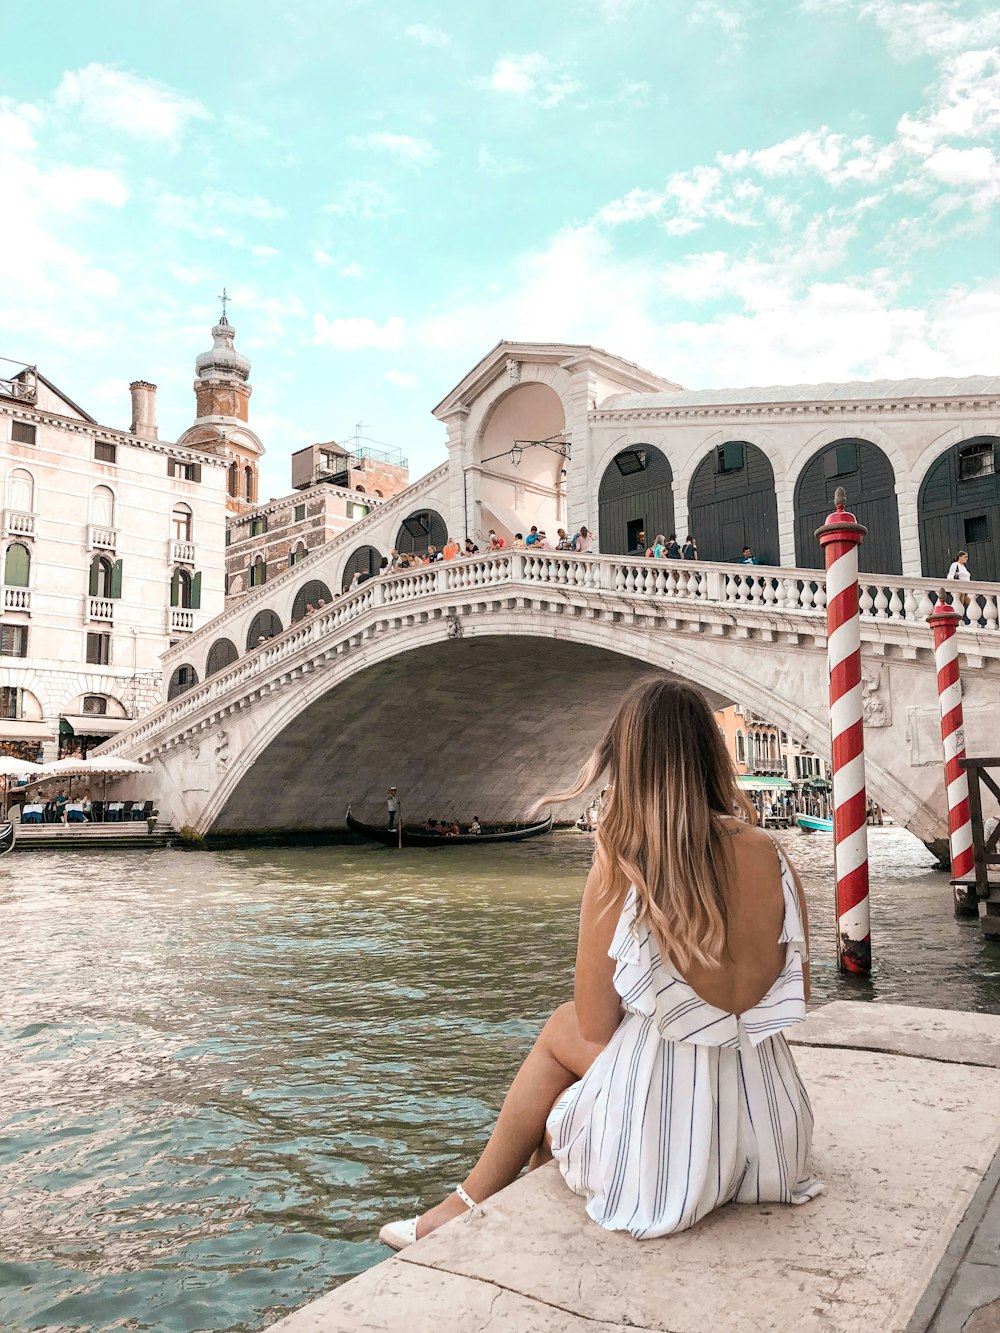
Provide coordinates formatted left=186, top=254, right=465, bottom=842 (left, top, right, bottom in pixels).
left=386, top=786, right=399, bottom=831
left=348, top=806, right=552, bottom=847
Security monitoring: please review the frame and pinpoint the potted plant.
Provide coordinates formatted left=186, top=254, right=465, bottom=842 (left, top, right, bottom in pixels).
left=146, top=808, right=159, bottom=835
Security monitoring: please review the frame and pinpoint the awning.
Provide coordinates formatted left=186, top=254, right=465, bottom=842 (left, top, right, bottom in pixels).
left=0, top=720, right=55, bottom=740
left=738, top=775, right=792, bottom=791
left=61, top=715, right=134, bottom=737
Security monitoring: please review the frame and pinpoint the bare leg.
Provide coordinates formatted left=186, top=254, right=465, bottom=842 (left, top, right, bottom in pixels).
left=416, top=1002, right=605, bottom=1238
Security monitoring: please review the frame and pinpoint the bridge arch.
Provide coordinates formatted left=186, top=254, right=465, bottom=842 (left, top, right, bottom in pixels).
left=793, top=439, right=902, bottom=574
left=395, top=508, right=448, bottom=556
left=473, top=381, right=568, bottom=542
left=205, top=638, right=239, bottom=677
left=687, top=442, right=780, bottom=564
left=341, top=544, right=383, bottom=590
left=291, top=579, right=333, bottom=621
left=246, top=609, right=282, bottom=649
left=167, top=663, right=198, bottom=701
left=918, top=435, right=1000, bottom=581
left=597, top=444, right=674, bottom=555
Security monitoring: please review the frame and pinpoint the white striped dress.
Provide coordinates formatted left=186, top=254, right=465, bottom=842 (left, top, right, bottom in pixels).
left=547, top=849, right=824, bottom=1238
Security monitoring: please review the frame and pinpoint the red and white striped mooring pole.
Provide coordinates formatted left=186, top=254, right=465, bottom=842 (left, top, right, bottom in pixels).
left=816, top=488, right=871, bottom=975
left=927, top=600, right=974, bottom=908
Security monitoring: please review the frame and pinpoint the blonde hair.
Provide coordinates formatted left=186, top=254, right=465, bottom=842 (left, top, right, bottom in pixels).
left=537, top=679, right=754, bottom=971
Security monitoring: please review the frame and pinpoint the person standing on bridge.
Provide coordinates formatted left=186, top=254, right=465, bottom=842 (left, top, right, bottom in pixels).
left=379, top=679, right=821, bottom=1250
left=947, top=549, right=972, bottom=616
left=386, top=786, right=399, bottom=832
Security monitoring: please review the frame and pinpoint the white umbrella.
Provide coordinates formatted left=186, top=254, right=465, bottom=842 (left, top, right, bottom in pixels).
left=34, top=757, right=95, bottom=778
left=82, top=756, right=152, bottom=774
left=0, top=757, right=43, bottom=776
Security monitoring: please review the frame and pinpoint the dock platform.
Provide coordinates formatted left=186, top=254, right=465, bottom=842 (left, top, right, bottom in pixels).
left=10, top=823, right=175, bottom=851
left=267, top=1001, right=1000, bottom=1333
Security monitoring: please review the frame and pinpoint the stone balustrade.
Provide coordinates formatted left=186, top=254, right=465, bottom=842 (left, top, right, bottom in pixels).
left=85, top=595, right=115, bottom=622
left=168, top=607, right=195, bottom=633
left=87, top=524, right=117, bottom=550
left=3, top=509, right=35, bottom=538
left=169, top=539, right=196, bottom=565
left=3, top=586, right=31, bottom=612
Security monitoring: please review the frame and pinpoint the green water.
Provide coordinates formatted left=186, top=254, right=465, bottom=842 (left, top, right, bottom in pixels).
left=1, top=829, right=998, bottom=1331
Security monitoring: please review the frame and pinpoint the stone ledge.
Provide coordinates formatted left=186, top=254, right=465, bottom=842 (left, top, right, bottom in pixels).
left=266, top=1004, right=1000, bottom=1332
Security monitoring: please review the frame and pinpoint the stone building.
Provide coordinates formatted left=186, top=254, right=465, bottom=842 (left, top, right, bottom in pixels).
left=226, top=441, right=409, bottom=600
left=0, top=358, right=226, bottom=759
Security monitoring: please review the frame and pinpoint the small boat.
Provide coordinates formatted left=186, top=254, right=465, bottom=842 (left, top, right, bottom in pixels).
left=795, top=814, right=834, bottom=833
left=346, top=805, right=553, bottom=847
left=0, top=821, right=15, bottom=855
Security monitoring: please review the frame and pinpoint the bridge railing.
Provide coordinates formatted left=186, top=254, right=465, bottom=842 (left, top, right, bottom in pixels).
left=99, top=551, right=1000, bottom=758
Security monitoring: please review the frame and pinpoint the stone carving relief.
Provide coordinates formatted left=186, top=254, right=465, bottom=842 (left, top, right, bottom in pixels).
left=447, top=614, right=464, bottom=640
left=214, top=728, right=230, bottom=774
left=506, top=357, right=521, bottom=384
left=861, top=664, right=890, bottom=727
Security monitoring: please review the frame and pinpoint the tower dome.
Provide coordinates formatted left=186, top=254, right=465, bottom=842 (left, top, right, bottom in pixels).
left=195, top=316, right=251, bottom=382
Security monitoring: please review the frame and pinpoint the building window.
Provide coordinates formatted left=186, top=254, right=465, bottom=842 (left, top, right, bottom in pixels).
left=167, top=664, right=198, bottom=700
left=86, top=632, right=111, bottom=666
left=244, top=465, right=254, bottom=503
left=349, top=502, right=369, bottom=520
left=288, top=542, right=307, bottom=567
left=172, top=504, right=193, bottom=542
left=228, top=461, right=239, bottom=497
left=8, top=468, right=33, bottom=513
left=959, top=442, right=995, bottom=481
left=94, top=441, right=117, bottom=464
left=170, top=568, right=194, bottom=608
left=717, top=442, right=745, bottom=474
left=11, top=421, right=36, bottom=445
left=965, top=514, right=990, bottom=544
left=91, top=484, right=115, bottom=529
left=825, top=442, right=859, bottom=477
left=249, top=556, right=266, bottom=587
left=168, top=458, right=201, bottom=482
left=735, top=730, right=746, bottom=764
left=0, top=686, right=20, bottom=718
left=294, top=503, right=306, bottom=522
left=82, top=694, right=107, bottom=715
left=613, top=448, right=648, bottom=476
left=0, top=625, right=27, bottom=657
left=4, top=543, right=30, bottom=587
left=89, top=554, right=122, bottom=599
left=250, top=515, right=267, bottom=537
left=225, top=528, right=231, bottom=547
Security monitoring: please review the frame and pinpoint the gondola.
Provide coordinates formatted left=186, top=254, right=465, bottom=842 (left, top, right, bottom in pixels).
left=0, top=821, right=16, bottom=855
left=795, top=814, right=834, bottom=833
left=346, top=805, right=553, bottom=847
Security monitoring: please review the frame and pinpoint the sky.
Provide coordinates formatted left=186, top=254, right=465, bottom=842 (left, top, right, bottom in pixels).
left=1, top=0, right=998, bottom=498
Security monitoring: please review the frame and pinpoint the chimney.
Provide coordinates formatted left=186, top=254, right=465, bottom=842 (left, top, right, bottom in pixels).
left=129, top=380, right=158, bottom=440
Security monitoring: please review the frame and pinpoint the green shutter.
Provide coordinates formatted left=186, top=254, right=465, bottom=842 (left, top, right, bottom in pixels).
left=110, top=558, right=123, bottom=599
left=170, top=569, right=179, bottom=607
left=89, top=556, right=99, bottom=597
left=191, top=571, right=202, bottom=609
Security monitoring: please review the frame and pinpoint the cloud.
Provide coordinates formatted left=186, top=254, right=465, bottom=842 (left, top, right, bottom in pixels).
left=477, top=145, right=525, bottom=175
left=384, top=369, right=418, bottom=388
left=53, top=63, right=210, bottom=143
left=199, top=189, right=286, bottom=220
left=405, top=23, right=451, bottom=47
left=689, top=0, right=754, bottom=44
left=314, top=249, right=364, bottom=276
left=320, top=180, right=398, bottom=220
left=718, top=128, right=896, bottom=185
left=612, top=80, right=652, bottom=106
left=155, top=191, right=283, bottom=256
left=313, top=314, right=406, bottom=349
left=590, top=0, right=645, bottom=19
left=347, top=131, right=439, bottom=168
left=483, top=54, right=582, bottom=107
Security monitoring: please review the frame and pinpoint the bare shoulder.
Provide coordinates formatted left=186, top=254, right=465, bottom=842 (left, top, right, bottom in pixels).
left=718, top=817, right=777, bottom=857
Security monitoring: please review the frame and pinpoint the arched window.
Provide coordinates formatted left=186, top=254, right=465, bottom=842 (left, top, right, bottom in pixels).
left=167, top=664, right=198, bottom=701
left=91, top=485, right=115, bottom=529
left=4, top=542, right=30, bottom=587
left=597, top=445, right=675, bottom=555
left=170, top=568, right=193, bottom=608
left=793, top=439, right=901, bottom=574
left=394, top=509, right=447, bottom=556
left=291, top=579, right=333, bottom=621
left=82, top=694, right=108, bottom=715
left=172, top=503, right=193, bottom=542
left=919, top=436, right=1000, bottom=582
left=89, top=554, right=114, bottom=598
left=688, top=442, right=779, bottom=564
left=8, top=468, right=33, bottom=514
left=206, top=638, right=239, bottom=677
left=249, top=556, right=266, bottom=588
left=244, top=465, right=254, bottom=503
left=288, top=542, right=307, bottom=568
left=735, top=731, right=746, bottom=764
left=341, top=544, right=382, bottom=590
left=246, top=609, right=282, bottom=649
left=228, top=460, right=239, bottom=497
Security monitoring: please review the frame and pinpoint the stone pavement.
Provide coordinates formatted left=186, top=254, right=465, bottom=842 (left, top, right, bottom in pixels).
left=267, top=1002, right=1000, bottom=1332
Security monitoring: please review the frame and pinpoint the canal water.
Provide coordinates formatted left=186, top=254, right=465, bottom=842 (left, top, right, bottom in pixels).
left=2, top=829, right=999, bottom=1332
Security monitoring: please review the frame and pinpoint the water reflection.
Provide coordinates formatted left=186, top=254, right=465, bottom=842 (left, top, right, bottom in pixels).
left=0, top=829, right=997, bottom=1331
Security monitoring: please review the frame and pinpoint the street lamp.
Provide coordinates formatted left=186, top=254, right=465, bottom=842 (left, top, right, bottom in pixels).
left=481, top=435, right=572, bottom=468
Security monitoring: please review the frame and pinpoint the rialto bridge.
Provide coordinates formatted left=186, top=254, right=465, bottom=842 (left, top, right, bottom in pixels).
left=96, top=341, right=1000, bottom=847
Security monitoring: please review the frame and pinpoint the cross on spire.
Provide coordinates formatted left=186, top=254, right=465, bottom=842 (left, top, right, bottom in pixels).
left=218, top=287, right=231, bottom=321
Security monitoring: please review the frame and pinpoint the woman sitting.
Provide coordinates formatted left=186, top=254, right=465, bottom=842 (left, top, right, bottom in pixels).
left=380, top=679, right=821, bottom=1248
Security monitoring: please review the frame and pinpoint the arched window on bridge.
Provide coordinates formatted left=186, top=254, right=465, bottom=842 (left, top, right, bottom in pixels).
left=688, top=442, right=779, bottom=565
left=395, top=508, right=447, bottom=556
left=246, top=609, right=282, bottom=648
left=919, top=436, right=1000, bottom=582
left=291, top=579, right=333, bottom=622
left=735, top=730, right=746, bottom=765
left=167, top=664, right=198, bottom=700
left=205, top=637, right=239, bottom=677
left=342, top=544, right=382, bottom=590
left=793, top=439, right=902, bottom=574
left=597, top=444, right=674, bottom=555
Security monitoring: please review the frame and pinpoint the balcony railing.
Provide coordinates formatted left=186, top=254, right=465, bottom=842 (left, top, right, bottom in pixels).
left=85, top=596, right=115, bottom=622
left=170, top=539, right=196, bottom=565
left=88, top=525, right=117, bottom=550
left=168, top=608, right=195, bottom=633
left=3, top=510, right=35, bottom=538
left=2, top=586, right=30, bottom=612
